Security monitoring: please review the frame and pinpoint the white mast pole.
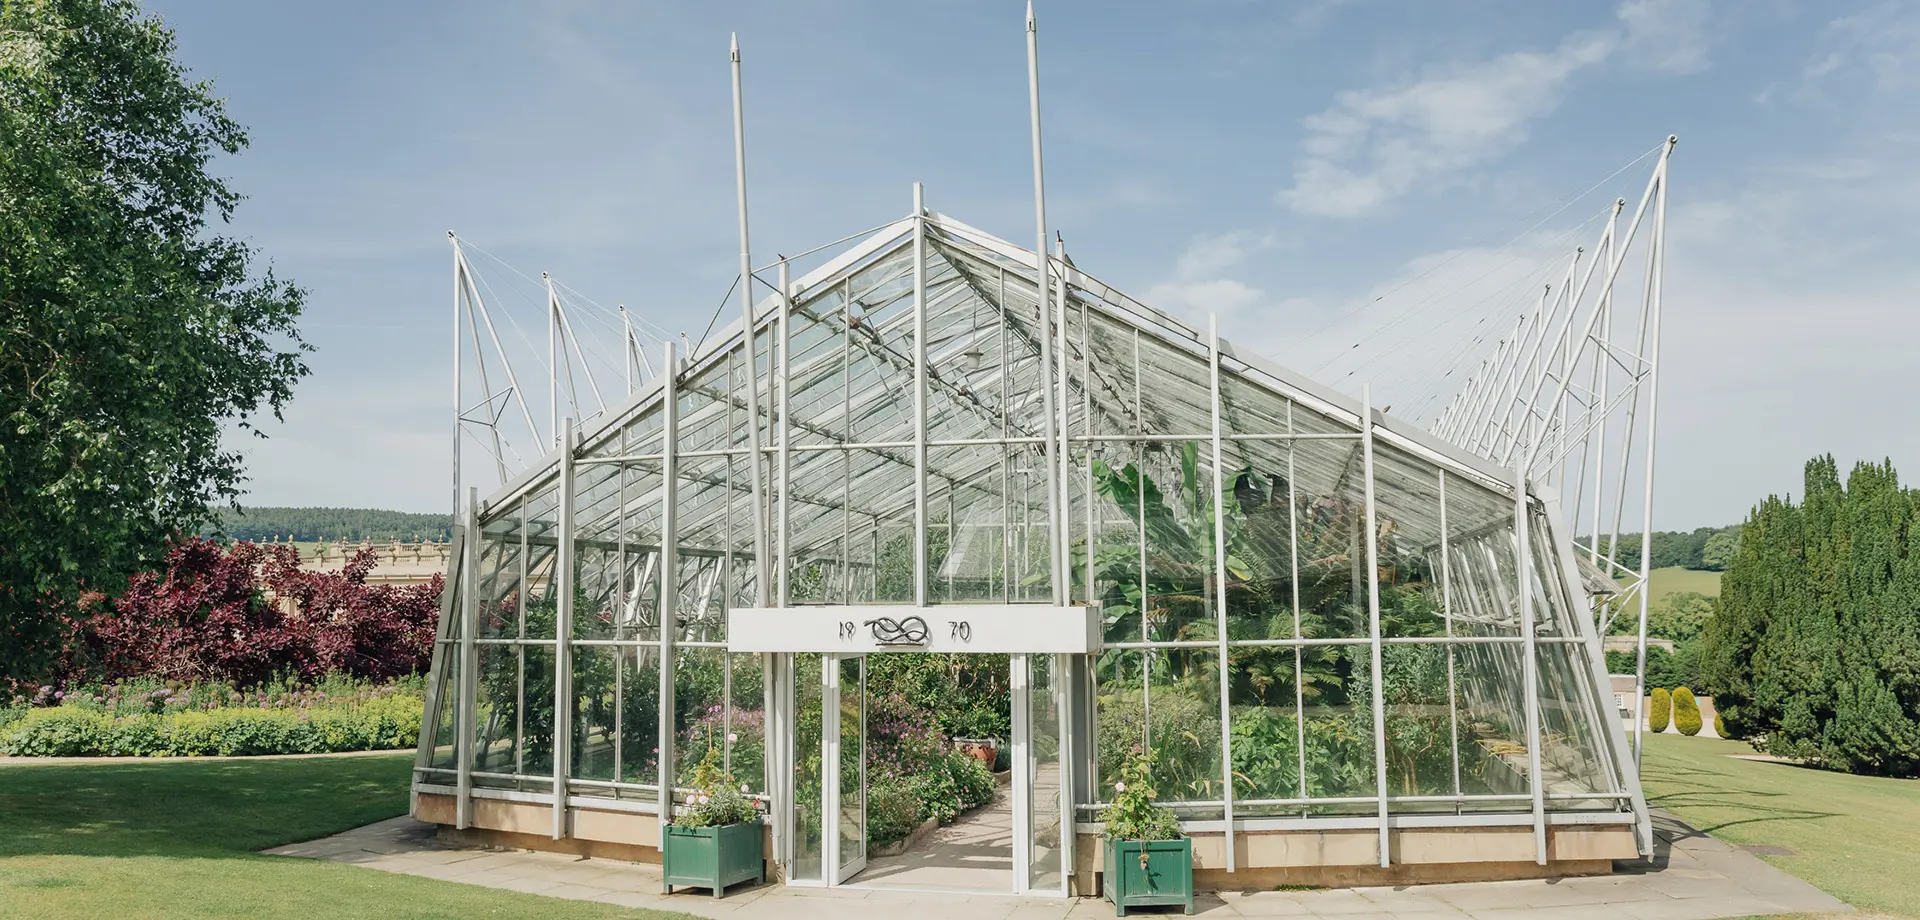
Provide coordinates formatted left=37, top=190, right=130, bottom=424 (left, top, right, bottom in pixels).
left=732, top=32, right=772, bottom=605
left=1633, top=137, right=1675, bottom=784
left=620, top=305, right=636, bottom=396
left=1027, top=2, right=1066, bottom=604
left=450, top=232, right=462, bottom=519
left=544, top=271, right=559, bottom=448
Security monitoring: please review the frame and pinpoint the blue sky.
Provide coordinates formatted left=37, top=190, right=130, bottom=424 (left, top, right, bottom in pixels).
left=151, top=0, right=1920, bottom=528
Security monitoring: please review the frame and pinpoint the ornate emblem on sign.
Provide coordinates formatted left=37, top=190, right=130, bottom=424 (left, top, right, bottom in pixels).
left=863, top=615, right=930, bottom=645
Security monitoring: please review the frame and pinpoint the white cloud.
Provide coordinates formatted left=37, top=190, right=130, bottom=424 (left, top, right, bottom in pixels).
left=1145, top=278, right=1266, bottom=318
left=1617, top=0, right=1713, bottom=75
left=1282, top=32, right=1616, bottom=217
left=1282, top=1, right=1715, bottom=218
left=1144, top=233, right=1274, bottom=321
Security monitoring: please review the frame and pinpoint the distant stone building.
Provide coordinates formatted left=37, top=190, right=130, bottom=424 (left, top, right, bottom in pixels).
left=298, top=540, right=452, bottom=587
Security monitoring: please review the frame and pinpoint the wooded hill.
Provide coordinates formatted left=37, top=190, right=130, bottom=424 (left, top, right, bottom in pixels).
left=207, top=507, right=453, bottom=543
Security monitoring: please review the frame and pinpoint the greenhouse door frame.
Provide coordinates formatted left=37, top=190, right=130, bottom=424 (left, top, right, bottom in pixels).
left=763, top=648, right=1074, bottom=897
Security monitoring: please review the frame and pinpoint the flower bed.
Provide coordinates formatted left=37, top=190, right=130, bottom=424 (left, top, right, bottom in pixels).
left=1, top=674, right=422, bottom=757
left=864, top=691, right=996, bottom=845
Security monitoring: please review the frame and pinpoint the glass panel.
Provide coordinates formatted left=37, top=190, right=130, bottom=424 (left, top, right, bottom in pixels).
left=1455, top=641, right=1531, bottom=807
left=1293, top=436, right=1370, bottom=640
left=793, top=653, right=824, bottom=882
left=837, top=656, right=866, bottom=875
left=1229, top=643, right=1303, bottom=814
left=1028, top=655, right=1064, bottom=892
left=473, top=643, right=521, bottom=778
left=427, top=641, right=458, bottom=771
left=1093, top=648, right=1223, bottom=814
left=674, top=647, right=728, bottom=791
left=618, top=644, right=661, bottom=786
left=1382, top=643, right=1454, bottom=800
left=728, top=653, right=767, bottom=795
left=1303, top=646, right=1377, bottom=805
left=571, top=647, right=617, bottom=781
left=1373, top=444, right=1447, bottom=639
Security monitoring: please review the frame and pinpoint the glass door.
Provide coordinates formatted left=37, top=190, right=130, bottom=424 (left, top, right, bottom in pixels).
left=1012, top=653, right=1073, bottom=895
left=822, top=654, right=867, bottom=884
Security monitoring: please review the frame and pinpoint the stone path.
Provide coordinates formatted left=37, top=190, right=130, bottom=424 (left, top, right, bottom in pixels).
left=266, top=809, right=1849, bottom=919
left=855, top=780, right=1014, bottom=891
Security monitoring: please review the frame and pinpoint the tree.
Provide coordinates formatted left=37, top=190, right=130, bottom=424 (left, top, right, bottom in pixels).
left=0, top=0, right=307, bottom=683
left=1649, top=592, right=1716, bottom=643
left=1701, top=528, right=1740, bottom=571
left=1700, top=455, right=1920, bottom=775
left=1649, top=688, right=1670, bottom=733
left=209, top=506, right=454, bottom=543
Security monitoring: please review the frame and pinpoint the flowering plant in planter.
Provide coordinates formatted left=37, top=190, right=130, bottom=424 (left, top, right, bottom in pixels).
left=663, top=747, right=762, bottom=898
left=1099, top=748, right=1192, bottom=916
left=673, top=747, right=758, bottom=829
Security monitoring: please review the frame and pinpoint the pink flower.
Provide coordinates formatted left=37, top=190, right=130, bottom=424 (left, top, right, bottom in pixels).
left=726, top=733, right=738, bottom=743
left=1115, top=782, right=1127, bottom=793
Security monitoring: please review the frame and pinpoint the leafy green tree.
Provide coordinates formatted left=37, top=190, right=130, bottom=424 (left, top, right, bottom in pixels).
left=1649, top=592, right=1716, bottom=643
left=0, top=0, right=307, bottom=683
left=1701, top=528, right=1740, bottom=571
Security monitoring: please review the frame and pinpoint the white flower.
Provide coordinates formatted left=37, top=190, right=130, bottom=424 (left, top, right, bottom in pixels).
left=740, top=783, right=750, bottom=793
left=1115, top=782, right=1127, bottom=793
left=726, top=732, right=738, bottom=743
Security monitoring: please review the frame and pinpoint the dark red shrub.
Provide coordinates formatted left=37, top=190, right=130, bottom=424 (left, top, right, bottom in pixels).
left=77, top=537, right=441, bottom=687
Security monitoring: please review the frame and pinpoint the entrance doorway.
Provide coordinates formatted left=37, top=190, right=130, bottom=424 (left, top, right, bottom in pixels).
left=778, top=651, right=1071, bottom=896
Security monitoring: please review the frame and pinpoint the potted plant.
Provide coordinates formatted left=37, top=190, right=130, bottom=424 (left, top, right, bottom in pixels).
left=1100, top=749, right=1192, bottom=916
left=662, top=748, right=764, bottom=898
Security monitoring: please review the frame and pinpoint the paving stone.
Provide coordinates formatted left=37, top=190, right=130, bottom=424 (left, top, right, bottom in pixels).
left=491, top=876, right=563, bottom=894
left=1614, top=896, right=1786, bottom=920
left=270, top=813, right=1857, bottom=920
left=1219, top=892, right=1316, bottom=917
left=586, top=889, right=671, bottom=909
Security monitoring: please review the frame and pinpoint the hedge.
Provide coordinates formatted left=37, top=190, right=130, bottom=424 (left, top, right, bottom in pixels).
left=1, top=695, right=421, bottom=758
left=1649, top=688, right=1671, bottom=733
left=1673, top=687, right=1702, bottom=736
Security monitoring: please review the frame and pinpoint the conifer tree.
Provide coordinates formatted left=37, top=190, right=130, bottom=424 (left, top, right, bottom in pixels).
left=1702, top=455, right=1920, bottom=775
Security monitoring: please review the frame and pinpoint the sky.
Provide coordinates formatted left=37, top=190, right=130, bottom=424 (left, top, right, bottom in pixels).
left=146, top=0, right=1920, bottom=529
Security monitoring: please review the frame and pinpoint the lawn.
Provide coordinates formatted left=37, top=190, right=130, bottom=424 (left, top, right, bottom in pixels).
left=1639, top=733, right=1920, bottom=918
left=1644, top=565, right=1721, bottom=602
left=0, top=753, right=687, bottom=920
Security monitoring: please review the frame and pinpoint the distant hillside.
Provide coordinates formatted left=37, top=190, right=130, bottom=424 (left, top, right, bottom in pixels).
left=1645, top=566, right=1722, bottom=602
left=207, top=506, right=453, bottom=543
left=1594, top=525, right=1742, bottom=572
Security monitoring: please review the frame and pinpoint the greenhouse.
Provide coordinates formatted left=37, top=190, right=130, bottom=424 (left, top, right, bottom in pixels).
left=411, top=199, right=1649, bottom=895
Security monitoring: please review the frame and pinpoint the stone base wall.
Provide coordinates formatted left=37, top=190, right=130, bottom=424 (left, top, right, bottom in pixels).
left=417, top=791, right=1633, bottom=896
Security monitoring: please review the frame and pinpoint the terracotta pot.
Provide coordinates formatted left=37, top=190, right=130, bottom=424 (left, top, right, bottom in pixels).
left=954, top=738, right=998, bottom=769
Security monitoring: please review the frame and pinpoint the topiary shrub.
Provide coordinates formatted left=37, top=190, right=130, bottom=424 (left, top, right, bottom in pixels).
left=1649, top=688, right=1671, bottom=733
left=1673, top=687, right=1702, bottom=736
left=1714, top=710, right=1727, bottom=739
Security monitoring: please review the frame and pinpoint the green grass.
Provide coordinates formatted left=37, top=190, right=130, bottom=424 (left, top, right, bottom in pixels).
left=0, top=753, right=686, bottom=919
left=1640, top=733, right=1920, bottom=918
left=1644, top=565, right=1721, bottom=602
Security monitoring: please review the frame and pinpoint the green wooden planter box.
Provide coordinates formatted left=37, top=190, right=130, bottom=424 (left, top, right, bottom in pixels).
left=1102, top=837, right=1193, bottom=916
left=662, top=819, right=764, bottom=898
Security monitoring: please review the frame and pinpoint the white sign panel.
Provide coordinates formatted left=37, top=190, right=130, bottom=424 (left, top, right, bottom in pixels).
left=725, top=604, right=1101, bottom=654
